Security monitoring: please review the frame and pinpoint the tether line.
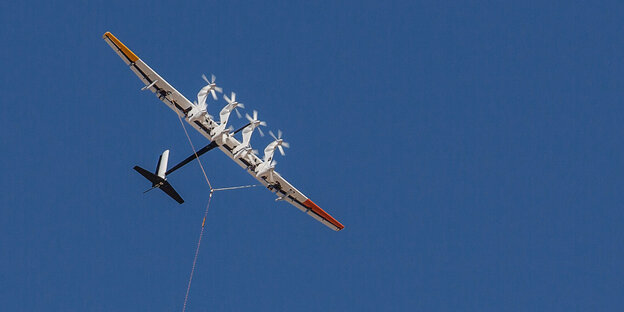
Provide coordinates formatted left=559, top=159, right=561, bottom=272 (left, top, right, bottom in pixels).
left=176, top=113, right=214, bottom=312
left=175, top=113, right=258, bottom=312
left=176, top=113, right=213, bottom=190
left=182, top=191, right=213, bottom=312
left=212, top=184, right=258, bottom=192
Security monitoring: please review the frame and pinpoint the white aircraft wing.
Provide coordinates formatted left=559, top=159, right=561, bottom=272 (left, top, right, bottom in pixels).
left=103, top=32, right=344, bottom=231
left=103, top=32, right=194, bottom=114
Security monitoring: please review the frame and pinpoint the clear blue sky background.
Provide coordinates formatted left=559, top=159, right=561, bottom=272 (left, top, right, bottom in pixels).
left=1, top=1, right=623, bottom=311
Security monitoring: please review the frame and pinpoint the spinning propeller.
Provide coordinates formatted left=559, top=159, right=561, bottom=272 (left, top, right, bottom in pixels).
left=269, top=130, right=290, bottom=156
left=200, top=74, right=223, bottom=101
left=245, top=110, right=267, bottom=136
left=223, top=92, right=245, bottom=118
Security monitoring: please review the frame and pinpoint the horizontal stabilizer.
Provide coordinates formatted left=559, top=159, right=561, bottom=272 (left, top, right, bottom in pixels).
left=134, top=165, right=161, bottom=185
left=133, top=165, right=184, bottom=204
left=159, top=181, right=184, bottom=204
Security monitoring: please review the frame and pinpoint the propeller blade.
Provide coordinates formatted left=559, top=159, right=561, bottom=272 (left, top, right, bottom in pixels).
left=269, top=130, right=277, bottom=140
left=210, top=89, right=217, bottom=100
left=282, top=141, right=290, bottom=148
left=278, top=145, right=285, bottom=156
left=224, top=94, right=231, bottom=103
left=214, top=86, right=223, bottom=93
left=278, top=129, right=283, bottom=139
left=245, top=113, right=253, bottom=122
left=231, top=92, right=236, bottom=102
left=257, top=127, right=265, bottom=137
left=202, top=74, right=210, bottom=83
left=211, top=74, right=216, bottom=83
left=260, top=121, right=267, bottom=127
left=238, top=103, right=245, bottom=109
left=253, top=110, right=258, bottom=120
left=234, top=108, right=242, bottom=118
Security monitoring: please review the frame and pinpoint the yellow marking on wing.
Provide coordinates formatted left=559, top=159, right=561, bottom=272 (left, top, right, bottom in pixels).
left=103, top=32, right=139, bottom=62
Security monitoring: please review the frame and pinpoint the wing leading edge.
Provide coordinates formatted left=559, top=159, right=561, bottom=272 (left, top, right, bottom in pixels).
left=103, top=32, right=194, bottom=113
left=103, top=32, right=344, bottom=231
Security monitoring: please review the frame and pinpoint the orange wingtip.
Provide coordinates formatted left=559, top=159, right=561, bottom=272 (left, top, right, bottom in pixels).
left=303, top=199, right=345, bottom=230
left=102, top=32, right=139, bottom=62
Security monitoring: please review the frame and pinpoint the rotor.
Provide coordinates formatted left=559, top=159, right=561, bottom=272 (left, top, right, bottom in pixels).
left=245, top=110, right=267, bottom=136
left=269, top=129, right=290, bottom=156
left=223, top=92, right=245, bottom=118
left=198, top=74, right=223, bottom=102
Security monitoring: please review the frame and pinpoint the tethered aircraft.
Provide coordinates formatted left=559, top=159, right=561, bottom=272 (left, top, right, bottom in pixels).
left=103, top=32, right=344, bottom=231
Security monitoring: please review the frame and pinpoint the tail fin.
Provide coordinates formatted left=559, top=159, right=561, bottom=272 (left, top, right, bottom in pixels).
left=134, top=150, right=184, bottom=204
left=155, top=149, right=169, bottom=178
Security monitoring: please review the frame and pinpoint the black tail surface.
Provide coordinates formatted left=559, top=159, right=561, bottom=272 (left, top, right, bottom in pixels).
left=133, top=166, right=184, bottom=204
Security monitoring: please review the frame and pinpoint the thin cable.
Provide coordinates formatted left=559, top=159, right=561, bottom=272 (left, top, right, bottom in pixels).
left=175, top=113, right=257, bottom=312
left=182, top=191, right=213, bottom=312
left=176, top=113, right=213, bottom=190
left=176, top=113, right=215, bottom=312
left=212, top=184, right=258, bottom=192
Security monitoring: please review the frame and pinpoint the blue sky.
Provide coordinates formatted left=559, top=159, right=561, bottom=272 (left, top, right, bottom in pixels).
left=1, top=1, right=623, bottom=311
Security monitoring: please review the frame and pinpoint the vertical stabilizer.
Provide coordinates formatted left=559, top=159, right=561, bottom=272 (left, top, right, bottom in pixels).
left=156, top=150, right=170, bottom=178
left=134, top=153, right=184, bottom=204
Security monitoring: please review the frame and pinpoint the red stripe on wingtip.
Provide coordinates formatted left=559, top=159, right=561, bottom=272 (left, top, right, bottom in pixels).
left=303, top=199, right=344, bottom=230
